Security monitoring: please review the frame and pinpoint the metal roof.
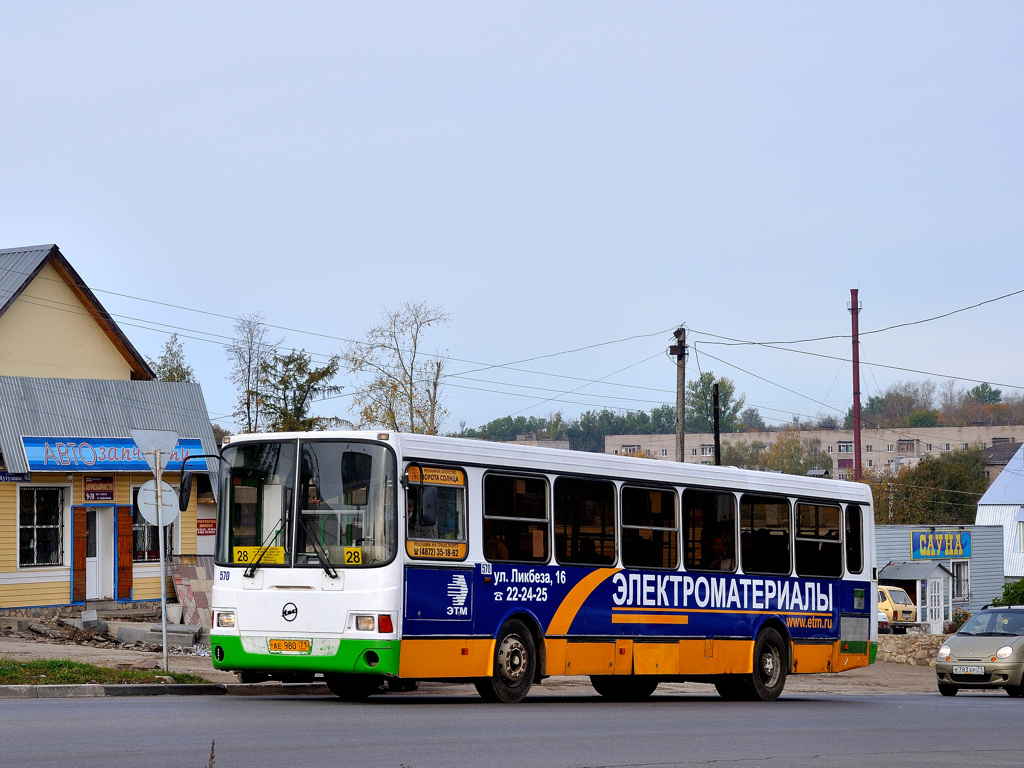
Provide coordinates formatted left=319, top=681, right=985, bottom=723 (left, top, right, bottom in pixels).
left=979, top=443, right=1024, bottom=505
left=0, top=244, right=154, bottom=379
left=879, top=560, right=953, bottom=581
left=0, top=377, right=218, bottom=494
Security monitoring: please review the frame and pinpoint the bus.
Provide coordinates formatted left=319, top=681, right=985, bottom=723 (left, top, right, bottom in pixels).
left=182, top=430, right=877, bottom=703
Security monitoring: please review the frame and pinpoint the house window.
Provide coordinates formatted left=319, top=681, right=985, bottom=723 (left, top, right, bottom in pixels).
left=952, top=561, right=970, bottom=603
left=700, top=445, right=715, bottom=457
left=865, top=445, right=873, bottom=453
left=867, top=460, right=873, bottom=468
left=19, top=487, right=65, bottom=566
left=926, top=444, right=932, bottom=451
left=691, top=448, right=697, bottom=457
left=661, top=449, right=668, bottom=457
left=886, top=445, right=894, bottom=453
left=827, top=445, right=834, bottom=454
left=132, top=486, right=173, bottom=563
left=837, top=443, right=854, bottom=453
left=898, top=440, right=915, bottom=453
left=944, top=443, right=950, bottom=451
left=962, top=443, right=969, bottom=450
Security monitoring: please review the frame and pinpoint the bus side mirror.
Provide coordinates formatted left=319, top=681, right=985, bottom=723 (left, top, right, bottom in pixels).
left=178, top=472, right=193, bottom=512
left=421, top=485, right=438, bottom=527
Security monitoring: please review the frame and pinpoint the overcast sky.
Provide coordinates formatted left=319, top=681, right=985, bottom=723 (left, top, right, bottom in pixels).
left=3, top=3, right=1022, bottom=434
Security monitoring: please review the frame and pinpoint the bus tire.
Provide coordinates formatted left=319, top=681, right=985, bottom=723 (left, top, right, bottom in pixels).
left=324, top=673, right=382, bottom=701
left=938, top=684, right=959, bottom=697
left=590, top=676, right=659, bottom=701
left=474, top=618, right=536, bottom=703
left=718, top=628, right=788, bottom=701
left=749, top=627, right=787, bottom=701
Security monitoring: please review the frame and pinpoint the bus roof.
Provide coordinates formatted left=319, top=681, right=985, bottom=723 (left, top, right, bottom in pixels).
left=223, top=430, right=873, bottom=506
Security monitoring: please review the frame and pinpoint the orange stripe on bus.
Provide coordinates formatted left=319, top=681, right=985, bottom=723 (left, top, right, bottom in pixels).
left=546, top=568, right=621, bottom=636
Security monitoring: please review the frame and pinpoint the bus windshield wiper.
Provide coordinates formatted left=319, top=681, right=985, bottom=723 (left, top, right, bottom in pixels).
left=244, top=521, right=285, bottom=578
left=300, top=515, right=338, bottom=579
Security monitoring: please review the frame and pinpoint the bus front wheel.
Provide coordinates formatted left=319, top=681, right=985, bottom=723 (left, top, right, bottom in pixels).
left=474, top=619, right=536, bottom=703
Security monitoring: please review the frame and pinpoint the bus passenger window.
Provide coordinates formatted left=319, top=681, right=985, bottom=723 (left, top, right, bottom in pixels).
left=621, top=485, right=678, bottom=569
left=794, top=502, right=842, bottom=578
left=483, top=474, right=549, bottom=563
left=554, top=477, right=615, bottom=566
left=682, top=490, right=737, bottom=572
left=739, top=494, right=790, bottom=576
left=845, top=504, right=864, bottom=574
left=405, top=466, right=467, bottom=560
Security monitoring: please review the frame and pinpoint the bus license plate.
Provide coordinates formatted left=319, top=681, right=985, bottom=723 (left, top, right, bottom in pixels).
left=269, top=638, right=311, bottom=654
left=953, top=665, right=984, bottom=675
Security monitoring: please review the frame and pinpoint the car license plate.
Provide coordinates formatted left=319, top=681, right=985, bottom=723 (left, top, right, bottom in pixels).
left=952, top=665, right=985, bottom=675
left=269, top=638, right=311, bottom=654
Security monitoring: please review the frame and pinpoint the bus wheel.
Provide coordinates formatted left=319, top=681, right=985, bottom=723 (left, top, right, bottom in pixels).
left=474, top=619, right=536, bottom=703
left=590, top=676, right=659, bottom=701
left=324, top=673, right=382, bottom=701
left=749, top=627, right=787, bottom=701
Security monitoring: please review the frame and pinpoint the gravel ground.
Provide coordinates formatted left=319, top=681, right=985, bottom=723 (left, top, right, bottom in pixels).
left=0, top=620, right=943, bottom=695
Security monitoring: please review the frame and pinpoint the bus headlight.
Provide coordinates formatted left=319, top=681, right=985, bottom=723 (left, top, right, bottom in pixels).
left=355, top=615, right=375, bottom=631
left=216, top=611, right=236, bottom=629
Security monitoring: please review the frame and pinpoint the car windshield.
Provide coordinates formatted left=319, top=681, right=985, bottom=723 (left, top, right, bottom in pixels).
left=958, top=610, right=1024, bottom=636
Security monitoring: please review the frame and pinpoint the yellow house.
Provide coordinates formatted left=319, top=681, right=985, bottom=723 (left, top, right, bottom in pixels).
left=0, top=245, right=218, bottom=615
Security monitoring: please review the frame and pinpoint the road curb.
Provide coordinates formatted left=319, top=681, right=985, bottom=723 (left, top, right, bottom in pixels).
left=0, top=682, right=331, bottom=699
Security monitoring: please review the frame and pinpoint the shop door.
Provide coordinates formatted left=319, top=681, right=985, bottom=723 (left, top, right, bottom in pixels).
left=927, top=576, right=944, bottom=634
left=85, top=510, right=98, bottom=599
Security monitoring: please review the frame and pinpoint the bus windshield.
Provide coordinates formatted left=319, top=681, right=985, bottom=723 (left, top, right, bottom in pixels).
left=216, top=439, right=396, bottom=568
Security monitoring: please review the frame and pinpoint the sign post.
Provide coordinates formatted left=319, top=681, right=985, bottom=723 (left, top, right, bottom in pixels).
left=130, top=429, right=179, bottom=674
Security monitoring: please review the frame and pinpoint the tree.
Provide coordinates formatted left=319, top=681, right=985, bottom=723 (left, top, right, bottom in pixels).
left=685, top=372, right=745, bottom=433
left=993, top=578, right=1024, bottom=606
left=861, top=380, right=936, bottom=429
left=148, top=333, right=195, bottom=382
left=758, top=430, right=833, bottom=476
left=737, top=407, right=767, bottom=432
left=344, top=302, right=451, bottom=434
left=863, top=447, right=987, bottom=525
left=260, top=349, right=346, bottom=432
left=968, top=382, right=1002, bottom=405
left=720, top=439, right=769, bottom=469
left=226, top=313, right=280, bottom=433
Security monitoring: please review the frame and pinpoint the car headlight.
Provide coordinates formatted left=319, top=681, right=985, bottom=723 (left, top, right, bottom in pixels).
left=938, top=645, right=951, bottom=658
left=996, top=646, right=1013, bottom=660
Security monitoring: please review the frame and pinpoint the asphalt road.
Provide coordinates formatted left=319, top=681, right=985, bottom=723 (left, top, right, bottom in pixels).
left=4, top=687, right=1022, bottom=768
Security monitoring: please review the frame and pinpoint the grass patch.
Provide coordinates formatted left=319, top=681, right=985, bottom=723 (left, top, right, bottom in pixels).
left=0, top=657, right=210, bottom=686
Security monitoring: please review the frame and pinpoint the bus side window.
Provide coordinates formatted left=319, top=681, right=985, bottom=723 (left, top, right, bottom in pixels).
left=621, top=485, right=678, bottom=569
left=794, top=502, right=842, bottom=578
left=845, top=504, right=864, bottom=574
left=682, top=489, right=737, bottom=572
left=554, top=477, right=615, bottom=566
left=739, top=494, right=790, bottom=576
left=483, top=474, right=549, bottom=563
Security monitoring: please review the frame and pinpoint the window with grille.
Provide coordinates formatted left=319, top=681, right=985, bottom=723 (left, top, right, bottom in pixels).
left=19, top=487, right=64, bottom=566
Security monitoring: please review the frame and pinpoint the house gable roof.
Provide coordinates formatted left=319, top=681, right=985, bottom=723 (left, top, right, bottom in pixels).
left=0, top=245, right=154, bottom=380
left=979, top=443, right=1024, bottom=506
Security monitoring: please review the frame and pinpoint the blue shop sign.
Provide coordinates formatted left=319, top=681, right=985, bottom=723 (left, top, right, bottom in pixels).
left=911, top=529, right=972, bottom=560
left=21, top=437, right=208, bottom=472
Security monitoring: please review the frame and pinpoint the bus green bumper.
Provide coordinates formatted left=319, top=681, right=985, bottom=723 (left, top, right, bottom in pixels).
left=210, top=635, right=400, bottom=676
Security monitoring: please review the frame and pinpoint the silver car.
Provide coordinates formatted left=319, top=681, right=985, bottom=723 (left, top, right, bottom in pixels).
left=935, top=605, right=1024, bottom=697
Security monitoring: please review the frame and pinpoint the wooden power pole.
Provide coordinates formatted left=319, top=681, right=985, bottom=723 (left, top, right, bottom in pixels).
left=670, top=327, right=687, bottom=462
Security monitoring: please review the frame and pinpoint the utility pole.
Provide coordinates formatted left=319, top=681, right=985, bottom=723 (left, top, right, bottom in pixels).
left=848, top=290, right=863, bottom=481
left=670, top=327, right=687, bottom=462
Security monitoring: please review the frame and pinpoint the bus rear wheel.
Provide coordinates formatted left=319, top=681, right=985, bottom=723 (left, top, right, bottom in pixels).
left=474, top=619, right=536, bottom=703
left=716, top=627, right=788, bottom=702
left=590, top=676, right=659, bottom=701
left=324, top=673, right=382, bottom=701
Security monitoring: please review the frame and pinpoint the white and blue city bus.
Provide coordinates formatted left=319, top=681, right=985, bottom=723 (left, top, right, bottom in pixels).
left=182, top=431, right=876, bottom=702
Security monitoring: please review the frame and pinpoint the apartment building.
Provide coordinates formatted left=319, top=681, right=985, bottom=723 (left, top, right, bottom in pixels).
left=605, top=426, right=1024, bottom=481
